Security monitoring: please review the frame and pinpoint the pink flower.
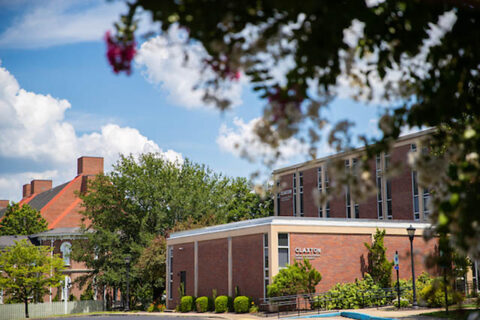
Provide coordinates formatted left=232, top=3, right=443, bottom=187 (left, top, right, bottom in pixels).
left=105, top=31, right=136, bottom=75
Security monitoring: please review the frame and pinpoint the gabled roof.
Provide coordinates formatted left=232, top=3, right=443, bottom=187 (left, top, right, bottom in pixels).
left=27, top=182, right=69, bottom=211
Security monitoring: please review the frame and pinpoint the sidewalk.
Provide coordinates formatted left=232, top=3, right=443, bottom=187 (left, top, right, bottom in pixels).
left=131, top=307, right=446, bottom=320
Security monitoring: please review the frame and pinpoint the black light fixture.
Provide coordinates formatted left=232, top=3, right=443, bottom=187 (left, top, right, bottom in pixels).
left=124, top=255, right=131, bottom=312
left=406, top=225, right=418, bottom=307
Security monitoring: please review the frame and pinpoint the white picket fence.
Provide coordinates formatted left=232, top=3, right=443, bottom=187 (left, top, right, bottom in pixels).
left=0, top=300, right=104, bottom=320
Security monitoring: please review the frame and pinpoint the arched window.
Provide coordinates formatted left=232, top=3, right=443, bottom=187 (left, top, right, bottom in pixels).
left=60, top=242, right=72, bottom=266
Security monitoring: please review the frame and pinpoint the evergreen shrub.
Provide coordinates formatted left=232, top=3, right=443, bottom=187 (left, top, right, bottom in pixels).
left=180, top=296, right=195, bottom=312
left=233, top=296, right=249, bottom=313
left=419, top=278, right=462, bottom=307
left=196, top=296, right=211, bottom=312
left=215, top=295, right=232, bottom=312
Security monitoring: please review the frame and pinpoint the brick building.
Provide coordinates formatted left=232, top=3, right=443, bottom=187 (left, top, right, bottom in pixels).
left=272, top=130, right=433, bottom=221
left=0, top=156, right=103, bottom=303
left=166, top=129, right=468, bottom=309
left=0, top=156, right=104, bottom=229
left=166, top=217, right=435, bottom=308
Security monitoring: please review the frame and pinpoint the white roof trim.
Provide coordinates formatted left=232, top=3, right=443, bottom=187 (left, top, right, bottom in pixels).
left=168, top=217, right=430, bottom=240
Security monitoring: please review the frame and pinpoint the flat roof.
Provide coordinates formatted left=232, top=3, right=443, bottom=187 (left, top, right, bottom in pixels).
left=0, top=235, right=31, bottom=248
left=272, top=128, right=434, bottom=175
left=168, top=216, right=430, bottom=240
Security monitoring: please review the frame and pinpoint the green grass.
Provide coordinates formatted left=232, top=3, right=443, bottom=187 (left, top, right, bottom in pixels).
left=420, top=309, right=480, bottom=319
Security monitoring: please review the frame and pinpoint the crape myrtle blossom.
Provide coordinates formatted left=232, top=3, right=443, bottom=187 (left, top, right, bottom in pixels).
left=105, top=31, right=136, bottom=74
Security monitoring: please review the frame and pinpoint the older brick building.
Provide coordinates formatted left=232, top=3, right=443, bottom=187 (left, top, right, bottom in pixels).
left=0, top=156, right=103, bottom=229
left=0, top=157, right=103, bottom=303
left=272, top=130, right=433, bottom=221
left=166, top=217, right=435, bottom=309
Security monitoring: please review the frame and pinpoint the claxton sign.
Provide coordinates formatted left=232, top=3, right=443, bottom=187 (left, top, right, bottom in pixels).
left=294, top=247, right=322, bottom=260
left=280, top=189, right=292, bottom=201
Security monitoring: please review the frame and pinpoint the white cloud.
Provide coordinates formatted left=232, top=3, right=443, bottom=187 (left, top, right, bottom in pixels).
left=0, top=0, right=125, bottom=49
left=0, top=65, right=182, bottom=201
left=217, top=117, right=309, bottom=166
left=334, top=10, right=457, bottom=106
left=135, top=28, right=244, bottom=110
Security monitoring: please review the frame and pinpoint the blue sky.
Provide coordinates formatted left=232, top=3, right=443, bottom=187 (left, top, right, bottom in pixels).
left=0, top=0, right=387, bottom=202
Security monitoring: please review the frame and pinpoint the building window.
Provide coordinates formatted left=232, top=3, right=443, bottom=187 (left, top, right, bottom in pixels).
left=293, top=173, right=297, bottom=216
left=60, top=242, right=72, bottom=266
left=278, top=233, right=289, bottom=269
left=423, top=188, right=430, bottom=217
left=345, top=160, right=351, bottom=218
left=317, top=167, right=322, bottom=217
left=352, top=158, right=359, bottom=218
left=412, top=171, right=420, bottom=220
left=345, top=159, right=359, bottom=218
left=376, top=155, right=383, bottom=219
left=411, top=144, right=420, bottom=220
left=263, top=234, right=269, bottom=298
left=168, top=247, right=173, bottom=300
left=325, top=167, right=330, bottom=218
left=61, top=276, right=71, bottom=301
left=299, top=172, right=304, bottom=217
left=384, top=153, right=393, bottom=219
left=276, top=180, right=281, bottom=215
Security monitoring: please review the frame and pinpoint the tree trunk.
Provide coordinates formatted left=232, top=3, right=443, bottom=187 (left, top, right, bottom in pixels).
left=24, top=297, right=29, bottom=318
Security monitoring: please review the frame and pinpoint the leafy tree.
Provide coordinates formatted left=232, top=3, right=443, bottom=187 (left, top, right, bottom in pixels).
left=0, top=203, right=48, bottom=236
left=267, top=258, right=321, bottom=297
left=110, top=0, right=480, bottom=260
left=135, top=236, right=166, bottom=303
left=0, top=240, right=65, bottom=318
left=364, top=229, right=393, bottom=288
left=73, top=153, right=272, bottom=306
left=224, top=177, right=273, bottom=223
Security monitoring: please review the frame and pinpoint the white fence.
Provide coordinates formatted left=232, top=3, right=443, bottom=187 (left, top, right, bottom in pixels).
left=0, top=300, right=104, bottom=320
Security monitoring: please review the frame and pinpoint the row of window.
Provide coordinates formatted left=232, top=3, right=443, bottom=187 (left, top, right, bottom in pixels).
left=277, top=146, right=431, bottom=220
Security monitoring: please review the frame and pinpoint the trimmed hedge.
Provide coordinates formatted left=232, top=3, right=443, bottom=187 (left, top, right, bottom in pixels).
left=234, top=296, right=249, bottom=313
left=180, top=296, right=195, bottom=312
left=195, top=296, right=211, bottom=312
left=215, top=295, right=233, bottom=313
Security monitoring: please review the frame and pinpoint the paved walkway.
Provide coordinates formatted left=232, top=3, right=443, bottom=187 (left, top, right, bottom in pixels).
left=46, top=308, right=445, bottom=320
left=127, top=307, right=446, bottom=320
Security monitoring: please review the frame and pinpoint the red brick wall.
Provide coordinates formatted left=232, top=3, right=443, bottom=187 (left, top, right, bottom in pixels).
left=23, top=184, right=31, bottom=198
left=329, top=190, right=346, bottom=218
left=0, top=200, right=8, bottom=209
left=232, top=234, right=264, bottom=304
left=290, top=232, right=436, bottom=293
left=198, top=239, right=228, bottom=297
left=31, top=180, right=52, bottom=194
left=384, top=235, right=438, bottom=279
left=290, top=233, right=370, bottom=292
left=77, top=157, right=104, bottom=176
left=278, top=174, right=293, bottom=216
left=171, top=243, right=195, bottom=306
left=391, top=145, right=414, bottom=220
left=302, top=168, right=318, bottom=217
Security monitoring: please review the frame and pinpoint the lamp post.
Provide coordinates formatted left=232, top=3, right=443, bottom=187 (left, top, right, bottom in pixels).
left=407, top=225, right=418, bottom=307
left=124, top=255, right=131, bottom=312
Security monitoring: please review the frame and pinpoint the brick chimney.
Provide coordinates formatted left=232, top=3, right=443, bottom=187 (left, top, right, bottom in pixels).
left=23, top=184, right=32, bottom=198
left=77, top=156, right=104, bottom=176
left=0, top=200, right=9, bottom=209
left=30, top=180, right=52, bottom=195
